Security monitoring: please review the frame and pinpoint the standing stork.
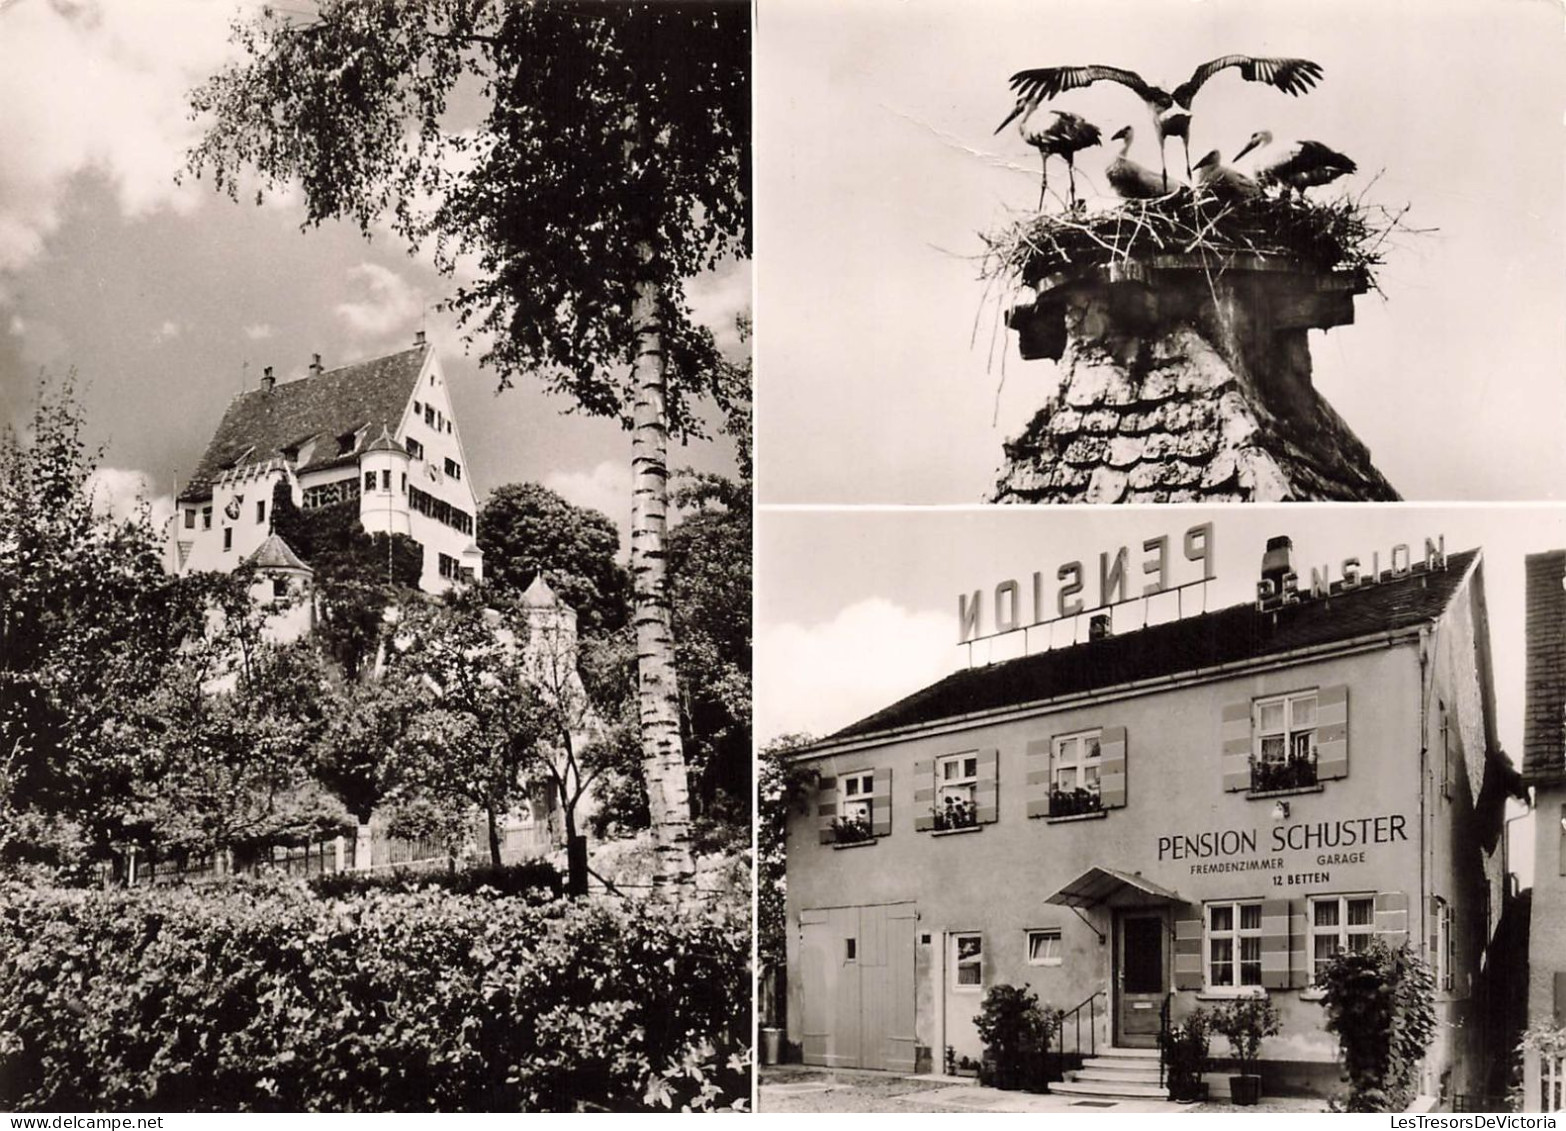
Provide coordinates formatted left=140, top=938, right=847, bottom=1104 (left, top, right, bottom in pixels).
left=1004, top=56, right=1324, bottom=189
left=1105, top=126, right=1168, bottom=200
left=993, top=104, right=1101, bottom=210
left=1234, top=130, right=1357, bottom=194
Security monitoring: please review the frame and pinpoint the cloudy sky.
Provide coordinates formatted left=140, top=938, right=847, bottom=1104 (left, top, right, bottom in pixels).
left=0, top=0, right=750, bottom=549
left=755, top=0, right=1566, bottom=503
left=756, top=505, right=1566, bottom=760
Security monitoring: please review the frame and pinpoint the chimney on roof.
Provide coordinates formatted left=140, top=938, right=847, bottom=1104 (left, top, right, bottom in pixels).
left=1089, top=613, right=1112, bottom=642
left=262, top=366, right=275, bottom=394
left=1261, top=536, right=1293, bottom=595
left=414, top=329, right=426, bottom=347
left=309, top=353, right=323, bottom=378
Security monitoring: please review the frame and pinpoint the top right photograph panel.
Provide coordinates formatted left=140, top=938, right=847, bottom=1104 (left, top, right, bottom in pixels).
left=756, top=0, right=1566, bottom=504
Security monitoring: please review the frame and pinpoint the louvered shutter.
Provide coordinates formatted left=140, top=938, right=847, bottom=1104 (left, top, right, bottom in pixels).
left=1025, top=738, right=1052, bottom=818
left=817, top=775, right=838, bottom=845
left=1173, top=905, right=1204, bottom=989
left=1374, top=891, right=1409, bottom=946
left=871, top=767, right=893, bottom=838
left=974, top=747, right=999, bottom=824
left=1260, top=899, right=1291, bottom=989
left=1099, top=727, right=1127, bottom=809
left=1221, top=700, right=1252, bottom=792
left=913, top=760, right=935, bottom=832
left=1288, top=901, right=1310, bottom=989
left=1316, top=685, right=1349, bottom=781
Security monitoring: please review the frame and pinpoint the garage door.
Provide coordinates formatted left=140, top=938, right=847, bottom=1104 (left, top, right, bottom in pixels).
left=800, top=903, right=917, bottom=1071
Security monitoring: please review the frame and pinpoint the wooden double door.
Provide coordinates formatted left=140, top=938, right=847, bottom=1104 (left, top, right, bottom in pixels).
left=799, top=903, right=917, bottom=1071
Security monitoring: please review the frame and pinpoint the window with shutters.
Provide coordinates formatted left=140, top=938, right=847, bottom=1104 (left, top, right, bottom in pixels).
left=935, top=753, right=978, bottom=830
left=1027, top=929, right=1062, bottom=967
left=1206, top=901, right=1264, bottom=989
left=1253, top=691, right=1318, bottom=792
left=953, top=933, right=983, bottom=990
left=1308, top=894, right=1375, bottom=984
left=1051, top=729, right=1102, bottom=817
left=833, top=770, right=875, bottom=844
left=1433, top=897, right=1453, bottom=991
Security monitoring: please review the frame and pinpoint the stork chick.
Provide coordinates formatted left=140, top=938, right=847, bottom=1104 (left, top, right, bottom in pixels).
left=1106, top=125, right=1169, bottom=200
left=1193, top=149, right=1261, bottom=201
left=1235, top=130, right=1357, bottom=194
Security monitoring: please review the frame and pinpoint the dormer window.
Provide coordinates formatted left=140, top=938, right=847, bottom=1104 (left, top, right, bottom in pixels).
left=337, top=430, right=359, bottom=456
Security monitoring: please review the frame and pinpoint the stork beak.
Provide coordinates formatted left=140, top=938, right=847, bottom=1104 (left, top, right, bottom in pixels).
left=1234, top=136, right=1260, bottom=162
left=994, top=101, right=1024, bottom=135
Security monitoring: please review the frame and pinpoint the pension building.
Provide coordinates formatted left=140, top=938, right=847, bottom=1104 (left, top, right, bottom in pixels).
left=784, top=538, right=1523, bottom=1101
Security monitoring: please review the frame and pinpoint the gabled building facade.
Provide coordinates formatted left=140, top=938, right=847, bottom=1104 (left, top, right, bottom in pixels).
left=1521, top=550, right=1566, bottom=1112
left=784, top=537, right=1521, bottom=1102
left=174, top=334, right=482, bottom=593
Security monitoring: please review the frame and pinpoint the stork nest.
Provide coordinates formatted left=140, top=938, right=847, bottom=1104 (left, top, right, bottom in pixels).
left=980, top=189, right=1413, bottom=295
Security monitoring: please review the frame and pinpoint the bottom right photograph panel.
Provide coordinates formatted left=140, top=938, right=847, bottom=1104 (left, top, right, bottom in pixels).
left=757, top=505, right=1566, bottom=1114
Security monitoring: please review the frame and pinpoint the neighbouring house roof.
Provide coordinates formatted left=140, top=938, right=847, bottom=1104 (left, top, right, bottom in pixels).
left=246, top=532, right=312, bottom=574
left=1523, top=550, right=1566, bottom=787
left=827, top=548, right=1480, bottom=744
left=179, top=345, right=428, bottom=502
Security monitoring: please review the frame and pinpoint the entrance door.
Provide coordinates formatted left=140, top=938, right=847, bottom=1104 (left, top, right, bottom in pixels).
left=1115, top=912, right=1167, bottom=1047
left=800, top=903, right=917, bottom=1070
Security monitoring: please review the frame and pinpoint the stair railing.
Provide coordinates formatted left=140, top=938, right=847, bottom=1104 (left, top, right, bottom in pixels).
left=1048, top=988, right=1105, bottom=1088
left=1157, top=990, right=1173, bottom=1088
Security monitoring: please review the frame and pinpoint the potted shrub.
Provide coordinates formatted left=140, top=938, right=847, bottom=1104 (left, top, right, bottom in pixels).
left=1211, top=993, right=1281, bottom=1105
left=1158, top=1007, right=1212, bottom=1102
left=974, top=984, right=1053, bottom=1092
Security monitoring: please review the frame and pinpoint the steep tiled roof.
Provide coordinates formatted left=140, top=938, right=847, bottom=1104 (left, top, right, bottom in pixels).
left=246, top=533, right=311, bottom=573
left=179, top=346, right=427, bottom=502
left=830, top=549, right=1478, bottom=743
left=1523, top=550, right=1566, bottom=786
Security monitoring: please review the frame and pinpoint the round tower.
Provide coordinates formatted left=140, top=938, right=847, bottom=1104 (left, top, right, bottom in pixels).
left=359, top=426, right=411, bottom=538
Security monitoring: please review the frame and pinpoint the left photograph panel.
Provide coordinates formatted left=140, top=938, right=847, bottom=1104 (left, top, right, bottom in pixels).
left=0, top=0, right=751, bottom=1113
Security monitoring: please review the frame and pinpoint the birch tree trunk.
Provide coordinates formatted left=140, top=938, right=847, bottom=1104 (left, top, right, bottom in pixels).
left=630, top=268, right=697, bottom=900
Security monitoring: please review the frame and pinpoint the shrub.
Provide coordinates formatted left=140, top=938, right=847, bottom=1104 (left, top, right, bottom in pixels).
left=1159, top=1008, right=1212, bottom=1101
left=974, top=984, right=1056, bottom=1092
left=1210, top=993, right=1281, bottom=1075
left=0, top=877, right=747, bottom=1112
left=1317, top=939, right=1436, bottom=1112
left=307, top=859, right=563, bottom=901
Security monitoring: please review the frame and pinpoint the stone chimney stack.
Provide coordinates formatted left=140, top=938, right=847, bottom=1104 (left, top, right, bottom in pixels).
left=1089, top=613, right=1112, bottom=641
left=1523, top=550, right=1566, bottom=787
left=262, top=365, right=275, bottom=394
left=414, top=329, right=426, bottom=347
left=1261, top=536, right=1294, bottom=597
left=309, top=352, right=323, bottom=378
left=992, top=256, right=1399, bottom=504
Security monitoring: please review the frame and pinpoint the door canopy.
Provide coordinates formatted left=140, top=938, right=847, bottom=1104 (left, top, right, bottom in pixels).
left=1045, top=866, right=1184, bottom=909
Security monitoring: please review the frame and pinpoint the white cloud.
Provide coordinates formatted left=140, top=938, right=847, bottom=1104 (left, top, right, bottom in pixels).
left=543, top=461, right=632, bottom=554
left=685, top=259, right=751, bottom=357
left=243, top=322, right=274, bottom=341
left=8, top=314, right=23, bottom=336
left=0, top=0, right=254, bottom=274
left=756, top=598, right=956, bottom=743
left=85, top=466, right=175, bottom=536
left=335, top=262, right=423, bottom=341
left=154, top=319, right=180, bottom=342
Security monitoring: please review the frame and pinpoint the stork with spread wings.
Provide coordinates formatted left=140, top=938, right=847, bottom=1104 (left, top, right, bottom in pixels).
left=998, top=56, right=1324, bottom=191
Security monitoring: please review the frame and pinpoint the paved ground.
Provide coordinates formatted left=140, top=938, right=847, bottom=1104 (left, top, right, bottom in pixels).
left=758, top=1065, right=1331, bottom=1114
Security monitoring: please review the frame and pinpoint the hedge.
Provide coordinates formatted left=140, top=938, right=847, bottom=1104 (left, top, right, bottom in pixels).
left=305, top=860, right=563, bottom=901
left=0, top=878, right=749, bottom=1112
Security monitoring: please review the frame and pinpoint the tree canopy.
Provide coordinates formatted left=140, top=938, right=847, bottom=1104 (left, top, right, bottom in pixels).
left=185, top=0, right=750, bottom=436
left=477, top=483, right=628, bottom=634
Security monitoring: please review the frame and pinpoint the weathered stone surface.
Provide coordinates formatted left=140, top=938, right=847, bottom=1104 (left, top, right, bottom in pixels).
left=991, top=262, right=1399, bottom=504
left=1084, top=465, right=1129, bottom=504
